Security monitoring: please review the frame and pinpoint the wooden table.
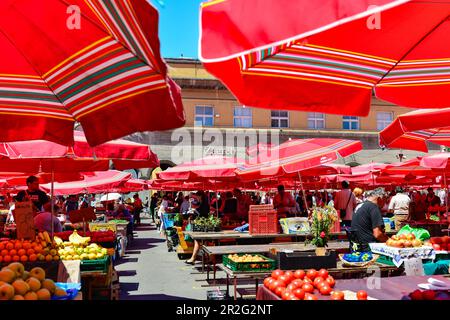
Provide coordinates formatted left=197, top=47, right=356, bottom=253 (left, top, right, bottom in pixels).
left=256, top=275, right=450, bottom=300
left=219, top=262, right=402, bottom=300
left=202, top=241, right=350, bottom=281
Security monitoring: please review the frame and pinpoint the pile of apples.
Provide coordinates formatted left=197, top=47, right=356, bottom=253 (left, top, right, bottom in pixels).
left=54, top=230, right=115, bottom=243
left=58, top=243, right=109, bottom=261
left=0, top=262, right=67, bottom=300
left=263, top=268, right=368, bottom=300
left=386, top=233, right=423, bottom=248
left=425, top=236, right=450, bottom=252
left=0, top=232, right=59, bottom=264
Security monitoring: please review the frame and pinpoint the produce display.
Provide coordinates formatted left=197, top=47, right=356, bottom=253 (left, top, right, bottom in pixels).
left=54, top=231, right=111, bottom=261
left=227, top=254, right=266, bottom=263
left=341, top=252, right=374, bottom=263
left=263, top=268, right=368, bottom=301
left=0, top=232, right=59, bottom=263
left=385, top=233, right=423, bottom=248
left=0, top=262, right=68, bottom=300
left=54, top=230, right=115, bottom=243
left=425, top=236, right=450, bottom=252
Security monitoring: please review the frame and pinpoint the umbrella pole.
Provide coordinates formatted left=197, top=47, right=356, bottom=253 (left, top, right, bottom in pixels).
left=297, top=172, right=309, bottom=216
left=444, top=170, right=448, bottom=215
left=51, top=169, right=55, bottom=239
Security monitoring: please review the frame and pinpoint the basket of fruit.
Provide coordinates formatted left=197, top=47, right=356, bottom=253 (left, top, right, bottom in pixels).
left=223, top=254, right=276, bottom=272
left=339, top=252, right=379, bottom=268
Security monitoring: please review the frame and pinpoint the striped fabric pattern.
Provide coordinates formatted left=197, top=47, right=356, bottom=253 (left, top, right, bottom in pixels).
left=379, top=59, right=450, bottom=87
left=0, top=75, right=72, bottom=120
left=44, top=37, right=166, bottom=119
left=239, top=42, right=396, bottom=89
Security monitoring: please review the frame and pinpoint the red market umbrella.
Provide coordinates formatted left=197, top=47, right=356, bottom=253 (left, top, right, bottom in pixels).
left=0, top=131, right=159, bottom=172
left=246, top=143, right=274, bottom=157
left=158, top=156, right=244, bottom=181
left=379, top=108, right=450, bottom=152
left=200, top=0, right=450, bottom=116
left=40, top=170, right=132, bottom=196
left=0, top=0, right=185, bottom=147
left=236, top=139, right=362, bottom=180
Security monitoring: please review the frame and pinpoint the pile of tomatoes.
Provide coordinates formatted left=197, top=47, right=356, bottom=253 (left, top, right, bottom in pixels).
left=263, top=269, right=368, bottom=301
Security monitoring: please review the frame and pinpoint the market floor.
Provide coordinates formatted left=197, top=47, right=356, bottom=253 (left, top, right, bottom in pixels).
left=115, top=217, right=228, bottom=300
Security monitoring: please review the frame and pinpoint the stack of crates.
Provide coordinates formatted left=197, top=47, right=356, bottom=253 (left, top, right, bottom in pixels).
left=248, top=205, right=279, bottom=235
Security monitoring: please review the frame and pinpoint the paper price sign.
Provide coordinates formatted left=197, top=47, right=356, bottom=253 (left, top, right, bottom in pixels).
left=404, top=258, right=424, bottom=276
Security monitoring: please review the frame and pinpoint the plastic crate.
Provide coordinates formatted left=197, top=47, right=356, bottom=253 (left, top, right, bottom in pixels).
left=223, top=254, right=276, bottom=272
left=248, top=210, right=278, bottom=234
left=80, top=256, right=110, bottom=273
left=376, top=255, right=396, bottom=266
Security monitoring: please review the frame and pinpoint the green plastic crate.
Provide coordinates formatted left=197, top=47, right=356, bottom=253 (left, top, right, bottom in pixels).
left=376, top=255, right=396, bottom=266
left=223, top=254, right=276, bottom=272
left=80, top=256, right=110, bottom=273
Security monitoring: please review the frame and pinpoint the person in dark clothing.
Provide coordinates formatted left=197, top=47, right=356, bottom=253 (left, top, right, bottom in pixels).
left=16, top=176, right=49, bottom=213
left=64, top=195, right=79, bottom=216
left=150, top=193, right=159, bottom=223
left=221, top=191, right=238, bottom=214
left=195, top=191, right=209, bottom=218
left=351, top=188, right=389, bottom=252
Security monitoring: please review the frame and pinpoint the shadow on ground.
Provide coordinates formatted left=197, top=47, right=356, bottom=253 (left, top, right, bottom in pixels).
left=117, top=270, right=137, bottom=277
left=127, top=237, right=166, bottom=250
left=113, top=257, right=138, bottom=266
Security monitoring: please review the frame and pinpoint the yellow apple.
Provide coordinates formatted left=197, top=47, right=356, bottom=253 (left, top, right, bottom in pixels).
left=12, top=279, right=30, bottom=296
left=7, top=262, right=25, bottom=278
left=12, top=295, right=24, bottom=300
left=0, top=269, right=16, bottom=284
left=36, top=288, right=51, bottom=300
left=41, top=279, right=56, bottom=295
left=24, top=291, right=38, bottom=300
left=29, top=267, right=46, bottom=282
left=0, top=283, right=15, bottom=300
left=26, top=277, right=41, bottom=292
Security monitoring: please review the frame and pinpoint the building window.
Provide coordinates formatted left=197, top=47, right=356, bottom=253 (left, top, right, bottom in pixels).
left=377, top=112, right=393, bottom=130
left=234, top=107, right=252, bottom=128
left=271, top=111, right=289, bottom=128
left=308, top=113, right=325, bottom=129
left=195, top=105, right=214, bottom=127
left=343, top=116, right=360, bottom=130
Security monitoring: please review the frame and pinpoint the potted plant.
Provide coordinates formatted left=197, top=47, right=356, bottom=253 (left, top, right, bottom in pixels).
left=308, top=205, right=339, bottom=256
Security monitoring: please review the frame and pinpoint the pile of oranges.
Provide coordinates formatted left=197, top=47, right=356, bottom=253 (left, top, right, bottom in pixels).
left=0, top=239, right=59, bottom=264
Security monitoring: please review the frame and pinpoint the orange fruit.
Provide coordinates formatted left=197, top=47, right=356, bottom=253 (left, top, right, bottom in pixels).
left=9, top=249, right=17, bottom=256
left=27, top=249, right=35, bottom=256
left=20, top=255, right=28, bottom=262
left=6, top=243, right=14, bottom=250
left=17, top=249, right=26, bottom=256
left=29, top=254, right=37, bottom=262
left=3, top=255, right=11, bottom=263
left=34, top=245, right=42, bottom=254
left=0, top=256, right=3, bottom=263
left=14, top=242, right=22, bottom=250
left=22, top=243, right=31, bottom=250
left=12, top=255, right=20, bottom=262
left=45, top=255, right=53, bottom=262
left=0, top=243, right=4, bottom=250
left=1, top=249, right=8, bottom=256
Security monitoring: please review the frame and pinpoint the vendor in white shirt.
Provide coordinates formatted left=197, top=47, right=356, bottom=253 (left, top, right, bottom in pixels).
left=388, top=186, right=411, bottom=230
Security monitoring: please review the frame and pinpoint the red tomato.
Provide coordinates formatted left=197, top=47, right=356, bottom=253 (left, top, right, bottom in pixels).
left=282, top=291, right=292, bottom=300
left=409, top=290, right=423, bottom=300
left=313, top=277, right=325, bottom=289
left=318, top=269, right=329, bottom=279
left=278, top=275, right=290, bottom=285
left=320, top=284, right=332, bottom=296
left=271, top=269, right=284, bottom=280
left=287, top=283, right=298, bottom=292
left=306, top=269, right=318, bottom=280
left=432, top=244, right=441, bottom=251
left=303, top=277, right=313, bottom=284
left=275, top=286, right=286, bottom=297
left=331, top=291, right=345, bottom=300
left=293, top=288, right=305, bottom=300
left=263, top=277, right=273, bottom=288
left=326, top=276, right=336, bottom=288
left=284, top=271, right=295, bottom=283
left=422, top=290, right=436, bottom=300
left=269, top=280, right=281, bottom=292
left=304, top=293, right=318, bottom=300
left=357, top=290, right=368, bottom=300
left=288, top=294, right=299, bottom=300
left=291, top=279, right=304, bottom=288
left=302, top=283, right=315, bottom=294
left=294, top=270, right=306, bottom=279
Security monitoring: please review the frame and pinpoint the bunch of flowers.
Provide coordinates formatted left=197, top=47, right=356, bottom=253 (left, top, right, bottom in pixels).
left=309, top=205, right=339, bottom=247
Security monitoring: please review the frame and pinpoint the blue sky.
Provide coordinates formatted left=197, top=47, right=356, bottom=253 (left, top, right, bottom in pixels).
left=150, top=0, right=204, bottom=59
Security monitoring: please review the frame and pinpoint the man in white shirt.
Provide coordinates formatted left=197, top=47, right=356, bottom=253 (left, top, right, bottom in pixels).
left=334, top=181, right=357, bottom=228
left=388, top=186, right=411, bottom=230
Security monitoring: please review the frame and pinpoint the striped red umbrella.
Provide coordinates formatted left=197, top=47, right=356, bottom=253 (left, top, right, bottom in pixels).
left=0, top=0, right=184, bottom=147
left=0, top=131, right=159, bottom=172
left=200, top=0, right=450, bottom=116
left=158, top=156, right=244, bottom=181
left=380, top=108, right=450, bottom=152
left=237, top=138, right=362, bottom=180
